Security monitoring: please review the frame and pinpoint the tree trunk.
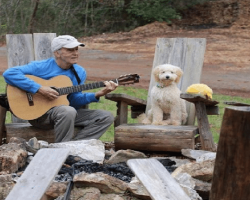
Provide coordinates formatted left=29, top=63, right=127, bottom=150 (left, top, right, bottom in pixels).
left=210, top=106, right=250, bottom=200
left=28, top=0, right=40, bottom=34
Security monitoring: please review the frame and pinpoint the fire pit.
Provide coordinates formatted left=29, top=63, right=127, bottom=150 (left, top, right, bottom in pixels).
left=55, top=155, right=177, bottom=183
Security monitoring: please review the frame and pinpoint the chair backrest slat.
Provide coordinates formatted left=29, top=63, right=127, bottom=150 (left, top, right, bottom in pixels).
left=6, top=33, right=56, bottom=123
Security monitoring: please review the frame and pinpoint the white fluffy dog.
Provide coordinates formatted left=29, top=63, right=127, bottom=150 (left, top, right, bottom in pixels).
left=138, top=64, right=188, bottom=126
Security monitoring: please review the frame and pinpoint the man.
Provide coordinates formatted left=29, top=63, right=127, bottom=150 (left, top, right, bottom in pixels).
left=3, top=35, right=118, bottom=142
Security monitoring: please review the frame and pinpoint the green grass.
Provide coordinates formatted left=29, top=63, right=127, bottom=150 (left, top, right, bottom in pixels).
left=1, top=76, right=250, bottom=144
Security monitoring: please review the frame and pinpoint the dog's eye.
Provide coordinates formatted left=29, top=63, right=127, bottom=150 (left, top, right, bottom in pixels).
left=171, top=71, right=174, bottom=74
left=161, top=71, right=165, bottom=74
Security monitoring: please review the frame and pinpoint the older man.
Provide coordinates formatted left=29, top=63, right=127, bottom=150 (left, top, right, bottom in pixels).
left=3, top=35, right=118, bottom=142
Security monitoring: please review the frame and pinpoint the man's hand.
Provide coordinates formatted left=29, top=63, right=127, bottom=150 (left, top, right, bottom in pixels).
left=95, top=81, right=118, bottom=98
left=37, top=86, right=59, bottom=100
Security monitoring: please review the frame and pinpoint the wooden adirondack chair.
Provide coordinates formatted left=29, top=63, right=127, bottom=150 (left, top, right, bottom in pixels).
left=0, top=33, right=56, bottom=144
left=105, top=38, right=218, bottom=152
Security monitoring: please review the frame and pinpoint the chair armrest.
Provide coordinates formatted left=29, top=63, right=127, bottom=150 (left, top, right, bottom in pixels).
left=105, top=93, right=147, bottom=127
left=180, top=93, right=219, bottom=115
left=105, top=93, right=147, bottom=106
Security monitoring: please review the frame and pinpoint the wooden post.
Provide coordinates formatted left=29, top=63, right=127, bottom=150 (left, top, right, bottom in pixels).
left=210, top=106, right=250, bottom=200
left=195, top=101, right=216, bottom=151
left=0, top=106, right=7, bottom=144
left=114, top=101, right=128, bottom=127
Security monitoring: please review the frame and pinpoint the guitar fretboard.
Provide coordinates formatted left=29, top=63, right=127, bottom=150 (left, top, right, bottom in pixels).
left=57, top=79, right=117, bottom=95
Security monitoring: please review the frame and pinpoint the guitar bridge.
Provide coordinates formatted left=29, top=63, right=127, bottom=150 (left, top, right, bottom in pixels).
left=26, top=92, right=34, bottom=106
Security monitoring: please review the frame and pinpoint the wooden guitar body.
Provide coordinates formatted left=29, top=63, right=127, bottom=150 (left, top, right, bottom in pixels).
left=7, top=75, right=72, bottom=120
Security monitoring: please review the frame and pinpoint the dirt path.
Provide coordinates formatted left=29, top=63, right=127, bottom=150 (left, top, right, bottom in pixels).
left=1, top=46, right=250, bottom=98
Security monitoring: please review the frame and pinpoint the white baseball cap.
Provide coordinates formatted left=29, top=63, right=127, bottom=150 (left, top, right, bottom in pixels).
left=51, top=35, right=85, bottom=52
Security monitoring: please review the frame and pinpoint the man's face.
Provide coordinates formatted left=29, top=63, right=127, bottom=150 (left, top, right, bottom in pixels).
left=57, top=47, right=79, bottom=67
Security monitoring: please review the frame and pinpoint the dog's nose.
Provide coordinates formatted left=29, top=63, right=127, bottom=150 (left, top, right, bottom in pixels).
left=166, top=75, right=170, bottom=79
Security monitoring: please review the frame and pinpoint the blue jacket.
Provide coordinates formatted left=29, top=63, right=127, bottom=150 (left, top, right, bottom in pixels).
left=3, top=58, right=99, bottom=109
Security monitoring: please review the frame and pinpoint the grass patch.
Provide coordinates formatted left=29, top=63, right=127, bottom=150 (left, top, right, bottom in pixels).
left=1, top=76, right=250, bottom=144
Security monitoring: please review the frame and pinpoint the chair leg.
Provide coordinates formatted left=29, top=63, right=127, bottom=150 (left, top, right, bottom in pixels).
left=0, top=106, right=7, bottom=145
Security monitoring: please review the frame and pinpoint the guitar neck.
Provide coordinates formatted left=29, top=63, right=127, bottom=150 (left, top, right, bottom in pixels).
left=57, top=79, right=117, bottom=95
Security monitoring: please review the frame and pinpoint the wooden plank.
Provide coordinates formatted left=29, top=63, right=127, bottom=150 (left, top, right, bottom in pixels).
left=146, top=38, right=206, bottom=125
left=127, top=159, right=191, bottom=200
left=33, top=33, right=56, bottom=61
left=6, top=148, right=69, bottom=200
left=6, top=123, right=55, bottom=143
left=210, top=106, right=250, bottom=200
left=180, top=93, right=219, bottom=106
left=6, top=34, right=34, bottom=68
left=6, top=34, right=34, bottom=123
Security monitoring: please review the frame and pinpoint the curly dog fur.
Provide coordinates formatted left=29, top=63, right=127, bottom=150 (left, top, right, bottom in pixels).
left=138, top=64, right=188, bottom=125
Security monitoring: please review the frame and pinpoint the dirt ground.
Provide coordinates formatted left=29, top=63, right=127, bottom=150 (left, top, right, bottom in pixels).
left=1, top=22, right=250, bottom=98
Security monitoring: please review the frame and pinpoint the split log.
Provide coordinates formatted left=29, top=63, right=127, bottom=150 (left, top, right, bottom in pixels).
left=210, top=106, right=250, bottom=199
left=115, top=124, right=198, bottom=152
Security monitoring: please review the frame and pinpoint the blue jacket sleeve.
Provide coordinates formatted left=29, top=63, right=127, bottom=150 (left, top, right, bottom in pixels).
left=3, top=63, right=42, bottom=94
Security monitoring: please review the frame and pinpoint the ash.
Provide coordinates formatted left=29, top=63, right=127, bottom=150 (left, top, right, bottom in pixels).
left=55, top=155, right=176, bottom=183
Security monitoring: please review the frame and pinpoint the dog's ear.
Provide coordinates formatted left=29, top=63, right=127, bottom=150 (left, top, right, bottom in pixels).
left=175, top=67, right=183, bottom=83
left=153, top=66, right=160, bottom=82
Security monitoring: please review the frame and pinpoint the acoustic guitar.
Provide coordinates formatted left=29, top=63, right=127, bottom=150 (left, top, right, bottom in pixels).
left=7, top=74, right=140, bottom=120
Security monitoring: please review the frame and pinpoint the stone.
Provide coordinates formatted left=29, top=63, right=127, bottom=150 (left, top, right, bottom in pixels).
left=44, top=182, right=68, bottom=199
left=181, top=149, right=213, bottom=160
left=49, top=139, right=105, bottom=164
left=70, top=187, right=101, bottom=200
left=106, top=149, right=147, bottom=165
left=0, top=143, right=28, bottom=173
left=193, top=179, right=211, bottom=200
left=38, top=140, right=49, bottom=148
left=0, top=174, right=15, bottom=200
left=28, top=137, right=40, bottom=150
left=180, top=184, right=202, bottom=200
left=127, top=177, right=151, bottom=200
left=171, top=159, right=215, bottom=182
left=174, top=173, right=202, bottom=200
left=196, top=152, right=216, bottom=163
left=99, top=194, right=124, bottom=200
left=73, top=172, right=128, bottom=194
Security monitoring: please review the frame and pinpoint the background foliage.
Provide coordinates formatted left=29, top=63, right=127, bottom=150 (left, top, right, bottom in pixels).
left=0, top=0, right=216, bottom=40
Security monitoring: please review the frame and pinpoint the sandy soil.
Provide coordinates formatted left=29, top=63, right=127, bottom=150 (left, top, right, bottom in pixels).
left=1, top=23, right=250, bottom=98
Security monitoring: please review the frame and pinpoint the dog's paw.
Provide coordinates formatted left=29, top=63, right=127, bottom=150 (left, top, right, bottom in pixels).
left=171, top=120, right=182, bottom=126
left=152, top=121, right=162, bottom=125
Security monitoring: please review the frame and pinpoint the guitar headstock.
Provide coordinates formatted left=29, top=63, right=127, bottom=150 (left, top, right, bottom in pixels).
left=116, top=74, right=140, bottom=85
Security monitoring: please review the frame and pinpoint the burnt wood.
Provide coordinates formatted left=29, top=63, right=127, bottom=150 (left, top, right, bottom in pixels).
left=210, top=106, right=250, bottom=200
left=115, top=124, right=198, bottom=152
